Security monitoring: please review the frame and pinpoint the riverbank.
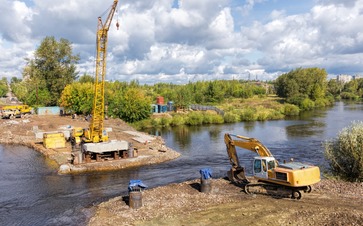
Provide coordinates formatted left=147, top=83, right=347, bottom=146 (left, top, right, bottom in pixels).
left=88, top=178, right=363, bottom=226
left=0, top=115, right=181, bottom=173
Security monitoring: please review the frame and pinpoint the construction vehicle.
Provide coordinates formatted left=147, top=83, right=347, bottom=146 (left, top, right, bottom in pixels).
left=0, top=105, right=32, bottom=118
left=225, top=133, right=320, bottom=199
left=0, top=108, right=21, bottom=119
left=69, top=0, right=129, bottom=163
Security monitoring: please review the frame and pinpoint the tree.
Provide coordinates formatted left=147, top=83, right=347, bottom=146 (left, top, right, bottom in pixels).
left=174, top=85, right=193, bottom=110
left=59, top=83, right=94, bottom=114
left=108, top=87, right=151, bottom=123
left=116, top=88, right=152, bottom=123
left=327, top=79, right=343, bottom=97
left=324, top=121, right=363, bottom=182
left=78, top=73, right=94, bottom=83
left=275, top=68, right=329, bottom=108
left=23, top=36, right=79, bottom=106
left=0, top=78, right=8, bottom=97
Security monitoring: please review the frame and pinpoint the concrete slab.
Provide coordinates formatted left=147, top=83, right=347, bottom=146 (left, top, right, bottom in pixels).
left=124, top=131, right=156, bottom=144
left=82, top=140, right=129, bottom=153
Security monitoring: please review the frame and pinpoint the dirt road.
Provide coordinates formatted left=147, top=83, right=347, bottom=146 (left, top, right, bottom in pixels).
left=88, top=178, right=363, bottom=226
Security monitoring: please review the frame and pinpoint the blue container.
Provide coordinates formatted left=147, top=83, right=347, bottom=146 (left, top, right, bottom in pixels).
left=161, top=105, right=167, bottom=113
left=37, top=106, right=65, bottom=115
left=167, top=101, right=174, bottom=111
left=151, top=104, right=158, bottom=113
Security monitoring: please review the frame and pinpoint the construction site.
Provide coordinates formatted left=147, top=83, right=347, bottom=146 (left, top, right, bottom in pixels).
left=1, top=1, right=362, bottom=225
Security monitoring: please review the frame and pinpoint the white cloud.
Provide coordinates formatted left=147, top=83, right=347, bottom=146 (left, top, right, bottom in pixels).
left=1, top=0, right=363, bottom=83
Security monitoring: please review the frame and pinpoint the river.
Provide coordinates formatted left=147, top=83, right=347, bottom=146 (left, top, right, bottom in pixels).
left=0, top=101, right=362, bottom=225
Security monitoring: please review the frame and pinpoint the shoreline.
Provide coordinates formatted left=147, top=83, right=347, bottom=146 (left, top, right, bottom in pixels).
left=0, top=115, right=181, bottom=174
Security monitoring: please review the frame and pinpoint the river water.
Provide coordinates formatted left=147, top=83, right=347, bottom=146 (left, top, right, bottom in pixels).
left=0, top=101, right=362, bottom=225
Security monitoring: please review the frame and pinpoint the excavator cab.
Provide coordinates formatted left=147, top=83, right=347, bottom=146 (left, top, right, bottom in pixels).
left=253, top=156, right=276, bottom=179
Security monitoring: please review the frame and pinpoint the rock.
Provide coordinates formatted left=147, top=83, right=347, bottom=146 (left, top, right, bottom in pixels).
left=59, top=164, right=71, bottom=173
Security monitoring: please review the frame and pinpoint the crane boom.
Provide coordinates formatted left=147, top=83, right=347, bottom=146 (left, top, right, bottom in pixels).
left=88, top=0, right=118, bottom=143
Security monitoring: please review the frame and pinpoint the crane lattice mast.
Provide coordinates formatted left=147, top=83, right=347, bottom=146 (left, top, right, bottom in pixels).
left=88, top=0, right=119, bottom=143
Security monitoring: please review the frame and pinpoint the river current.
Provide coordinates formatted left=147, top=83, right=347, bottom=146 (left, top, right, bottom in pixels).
left=0, top=101, right=362, bottom=225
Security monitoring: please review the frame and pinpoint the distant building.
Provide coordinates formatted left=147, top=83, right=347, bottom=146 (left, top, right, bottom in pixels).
left=353, top=75, right=363, bottom=80
left=336, top=74, right=352, bottom=83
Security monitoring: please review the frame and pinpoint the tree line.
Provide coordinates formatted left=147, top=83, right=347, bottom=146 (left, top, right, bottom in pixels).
left=8, top=36, right=363, bottom=124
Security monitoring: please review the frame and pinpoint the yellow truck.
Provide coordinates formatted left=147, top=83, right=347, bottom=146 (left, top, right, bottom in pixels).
left=0, top=105, right=32, bottom=119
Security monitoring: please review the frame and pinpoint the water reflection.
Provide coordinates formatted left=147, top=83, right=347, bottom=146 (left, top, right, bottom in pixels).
left=243, top=121, right=256, bottom=132
left=1, top=101, right=362, bottom=225
left=286, top=121, right=325, bottom=138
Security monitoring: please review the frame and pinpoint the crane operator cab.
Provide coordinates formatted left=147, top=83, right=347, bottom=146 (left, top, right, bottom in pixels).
left=253, top=156, right=276, bottom=179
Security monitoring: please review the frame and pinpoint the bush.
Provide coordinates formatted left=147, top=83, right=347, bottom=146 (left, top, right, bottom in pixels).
left=132, top=119, right=152, bottom=130
left=283, top=104, right=300, bottom=116
left=300, top=98, right=315, bottom=111
left=256, top=109, right=269, bottom=121
left=186, top=111, right=204, bottom=125
left=151, top=118, right=161, bottom=127
left=324, top=121, right=363, bottom=182
left=208, top=113, right=224, bottom=124
left=170, top=114, right=186, bottom=126
left=160, top=117, right=172, bottom=127
left=314, top=98, right=332, bottom=108
left=340, top=92, right=359, bottom=100
left=268, top=110, right=284, bottom=120
left=202, top=111, right=224, bottom=124
left=239, top=108, right=257, bottom=121
left=224, top=112, right=240, bottom=123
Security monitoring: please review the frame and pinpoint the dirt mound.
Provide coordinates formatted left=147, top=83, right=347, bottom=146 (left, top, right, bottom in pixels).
left=89, top=178, right=363, bottom=226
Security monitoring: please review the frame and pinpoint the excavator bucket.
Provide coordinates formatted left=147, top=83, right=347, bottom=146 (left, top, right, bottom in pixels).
left=228, top=167, right=249, bottom=184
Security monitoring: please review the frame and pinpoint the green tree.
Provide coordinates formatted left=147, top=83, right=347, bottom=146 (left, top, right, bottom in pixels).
left=23, top=36, right=79, bottom=106
left=115, top=88, right=152, bottom=123
left=327, top=79, right=343, bottom=97
left=0, top=78, right=8, bottom=97
left=78, top=73, right=94, bottom=83
left=173, top=85, right=193, bottom=110
left=204, top=81, right=225, bottom=103
left=275, top=68, right=328, bottom=108
left=10, top=80, right=28, bottom=102
left=59, top=82, right=94, bottom=114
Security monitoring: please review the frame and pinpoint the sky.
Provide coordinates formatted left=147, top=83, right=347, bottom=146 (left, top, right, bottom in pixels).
left=1, top=0, right=363, bottom=84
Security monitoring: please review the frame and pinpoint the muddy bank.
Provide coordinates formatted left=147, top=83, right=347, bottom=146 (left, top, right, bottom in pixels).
left=88, top=178, right=363, bottom=226
left=0, top=115, right=181, bottom=173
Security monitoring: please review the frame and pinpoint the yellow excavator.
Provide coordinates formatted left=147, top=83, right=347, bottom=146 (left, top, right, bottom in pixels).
left=225, top=133, right=320, bottom=199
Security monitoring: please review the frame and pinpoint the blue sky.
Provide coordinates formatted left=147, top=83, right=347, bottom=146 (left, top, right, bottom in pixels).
left=1, top=0, right=363, bottom=84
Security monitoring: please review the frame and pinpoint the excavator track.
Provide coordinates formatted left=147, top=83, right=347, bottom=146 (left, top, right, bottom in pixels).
left=243, top=182, right=312, bottom=200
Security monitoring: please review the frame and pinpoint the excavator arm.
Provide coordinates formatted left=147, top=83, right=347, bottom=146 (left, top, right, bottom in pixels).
left=224, top=133, right=276, bottom=183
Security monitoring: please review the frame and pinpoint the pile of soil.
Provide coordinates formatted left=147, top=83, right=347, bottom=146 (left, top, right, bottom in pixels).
left=88, top=178, right=363, bottom=226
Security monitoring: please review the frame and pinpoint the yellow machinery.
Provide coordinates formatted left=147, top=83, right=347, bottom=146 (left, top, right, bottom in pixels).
left=85, top=0, right=119, bottom=143
left=43, top=132, right=66, bottom=149
left=71, top=0, right=118, bottom=144
left=1, top=105, right=32, bottom=116
left=225, top=133, right=320, bottom=199
left=70, top=0, right=130, bottom=163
